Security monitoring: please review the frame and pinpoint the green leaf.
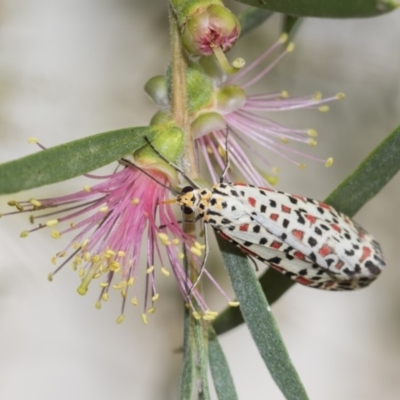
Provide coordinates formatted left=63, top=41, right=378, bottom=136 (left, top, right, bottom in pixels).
left=194, top=320, right=211, bottom=400
left=238, top=7, right=273, bottom=37
left=217, top=235, right=309, bottom=400
left=235, top=0, right=398, bottom=18
left=214, top=123, right=400, bottom=335
left=0, top=126, right=156, bottom=194
left=208, top=326, right=238, bottom=400
left=325, top=124, right=400, bottom=216
left=180, top=311, right=196, bottom=400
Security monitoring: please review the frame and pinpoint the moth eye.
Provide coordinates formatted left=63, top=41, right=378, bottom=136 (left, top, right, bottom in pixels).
left=182, top=186, right=194, bottom=194
left=182, top=206, right=193, bottom=215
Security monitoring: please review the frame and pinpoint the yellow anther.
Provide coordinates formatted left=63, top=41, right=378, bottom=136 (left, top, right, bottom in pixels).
left=73, top=242, right=79, bottom=249
left=298, top=163, right=306, bottom=170
left=157, top=232, right=169, bottom=242
left=279, top=33, right=288, bottom=44
left=51, top=231, right=61, bottom=239
left=308, top=139, right=317, bottom=147
left=91, top=254, right=100, bottom=263
left=286, top=42, right=295, bottom=52
left=57, top=251, right=67, bottom=258
left=93, top=272, right=101, bottom=279
left=206, top=145, right=213, bottom=154
left=147, top=266, right=155, bottom=274
left=190, top=246, right=202, bottom=257
left=99, top=206, right=108, bottom=213
left=109, top=261, right=120, bottom=272
left=29, top=215, right=34, bottom=224
left=205, top=310, right=219, bottom=317
left=232, top=57, right=245, bottom=69
left=178, top=252, right=185, bottom=260
left=161, top=267, right=170, bottom=277
left=272, top=167, right=280, bottom=174
left=28, top=137, right=38, bottom=143
left=83, top=252, right=91, bottom=262
left=147, top=307, right=156, bottom=314
left=336, top=92, right=345, bottom=100
left=117, top=251, right=126, bottom=257
left=194, top=241, right=206, bottom=250
left=141, top=314, right=148, bottom=324
left=81, top=239, right=89, bottom=249
left=128, top=277, right=134, bottom=285
left=313, top=91, right=322, bottom=100
left=71, top=262, right=77, bottom=271
left=104, top=249, right=116, bottom=257
left=325, top=157, right=334, bottom=168
left=116, top=315, right=125, bottom=324
left=192, top=311, right=201, bottom=320
left=29, top=198, right=42, bottom=207
left=112, top=282, right=123, bottom=290
left=83, top=185, right=91, bottom=192
left=172, top=238, right=180, bottom=245
left=307, top=129, right=318, bottom=137
left=121, top=289, right=127, bottom=298
left=218, top=145, right=226, bottom=158
left=78, top=268, right=85, bottom=278
left=99, top=282, right=108, bottom=288
left=281, top=90, right=289, bottom=98
left=318, top=105, right=329, bottom=112
left=152, top=293, right=159, bottom=301
left=20, top=230, right=29, bottom=238
left=47, top=273, right=53, bottom=282
left=280, top=137, right=289, bottom=144
left=202, top=314, right=216, bottom=321
left=131, top=297, right=139, bottom=306
left=95, top=301, right=101, bottom=309
left=265, top=174, right=279, bottom=186
left=228, top=301, right=240, bottom=307
left=75, top=255, right=82, bottom=265
left=51, top=256, right=57, bottom=265
left=131, top=198, right=140, bottom=205
left=102, top=292, right=109, bottom=301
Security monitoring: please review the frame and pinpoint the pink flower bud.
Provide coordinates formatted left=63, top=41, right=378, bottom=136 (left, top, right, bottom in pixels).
left=181, top=4, right=240, bottom=56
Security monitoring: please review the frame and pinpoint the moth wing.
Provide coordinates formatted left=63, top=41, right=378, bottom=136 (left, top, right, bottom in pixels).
left=218, top=226, right=351, bottom=290
left=231, top=185, right=385, bottom=282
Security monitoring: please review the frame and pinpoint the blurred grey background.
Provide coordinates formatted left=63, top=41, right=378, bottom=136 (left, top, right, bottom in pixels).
left=0, top=1, right=399, bottom=399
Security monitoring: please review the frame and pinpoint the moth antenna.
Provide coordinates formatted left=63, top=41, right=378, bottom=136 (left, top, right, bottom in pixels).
left=188, top=222, right=209, bottom=295
left=119, top=158, right=179, bottom=195
left=220, top=128, right=231, bottom=183
left=144, top=137, right=200, bottom=189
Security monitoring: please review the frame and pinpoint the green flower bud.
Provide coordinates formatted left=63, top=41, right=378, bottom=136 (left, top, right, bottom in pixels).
left=191, top=111, right=226, bottom=138
left=134, top=123, right=184, bottom=184
left=149, top=110, right=170, bottom=126
left=144, top=76, right=168, bottom=107
left=215, top=84, right=246, bottom=114
left=186, top=62, right=215, bottom=112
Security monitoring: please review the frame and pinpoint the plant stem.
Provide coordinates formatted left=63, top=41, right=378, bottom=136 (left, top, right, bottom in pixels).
left=169, top=8, right=199, bottom=179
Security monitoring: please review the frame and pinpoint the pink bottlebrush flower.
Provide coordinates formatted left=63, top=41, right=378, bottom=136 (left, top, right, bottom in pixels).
left=4, top=152, right=235, bottom=323
left=194, top=34, right=341, bottom=186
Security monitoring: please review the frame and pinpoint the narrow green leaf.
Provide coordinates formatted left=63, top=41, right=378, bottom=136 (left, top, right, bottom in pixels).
left=238, top=7, right=273, bottom=37
left=180, top=310, right=196, bottom=400
left=325, top=124, right=400, bottom=216
left=282, top=15, right=302, bottom=37
left=208, top=326, right=238, bottom=400
left=194, top=320, right=211, bottom=400
left=214, top=123, right=400, bottom=335
left=235, top=0, right=397, bottom=18
left=217, top=235, right=309, bottom=400
left=0, top=126, right=156, bottom=194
